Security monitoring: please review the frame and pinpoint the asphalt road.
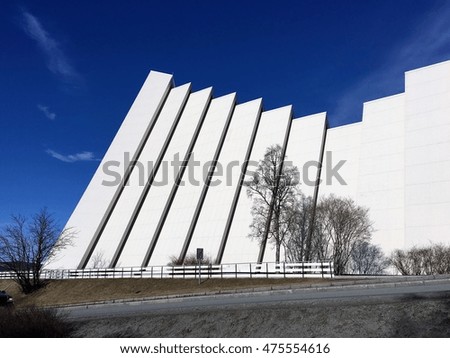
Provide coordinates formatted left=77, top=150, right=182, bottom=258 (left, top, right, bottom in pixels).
left=65, top=279, right=450, bottom=320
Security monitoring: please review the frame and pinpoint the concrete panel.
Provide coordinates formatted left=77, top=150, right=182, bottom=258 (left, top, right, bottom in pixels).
left=86, top=84, right=191, bottom=267
left=405, top=224, right=450, bottom=248
left=358, top=174, right=403, bottom=193
left=406, top=202, right=450, bottom=228
left=405, top=181, right=450, bottom=205
left=405, top=124, right=450, bottom=148
left=116, top=88, right=212, bottom=267
left=357, top=93, right=405, bottom=253
left=405, top=111, right=450, bottom=132
left=47, top=71, right=173, bottom=269
left=319, top=123, right=362, bottom=200
left=404, top=61, right=450, bottom=248
left=358, top=153, right=404, bottom=176
left=186, top=99, right=262, bottom=263
left=405, top=160, right=450, bottom=185
left=148, top=93, right=236, bottom=266
left=405, top=61, right=450, bottom=93
left=286, top=113, right=327, bottom=197
left=405, top=141, right=450, bottom=166
left=359, top=137, right=403, bottom=159
left=358, top=189, right=404, bottom=211
left=221, top=106, right=292, bottom=264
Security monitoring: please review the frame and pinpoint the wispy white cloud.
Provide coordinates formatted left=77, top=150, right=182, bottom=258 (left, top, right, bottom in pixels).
left=20, top=10, right=80, bottom=83
left=37, top=104, right=56, bottom=120
left=331, top=1, right=450, bottom=125
left=46, top=149, right=98, bottom=163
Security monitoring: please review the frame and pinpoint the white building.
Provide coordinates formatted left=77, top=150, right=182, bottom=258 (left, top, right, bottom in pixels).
left=48, top=60, right=450, bottom=269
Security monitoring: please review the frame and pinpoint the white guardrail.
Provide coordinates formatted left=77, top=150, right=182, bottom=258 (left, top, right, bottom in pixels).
left=0, top=261, right=333, bottom=280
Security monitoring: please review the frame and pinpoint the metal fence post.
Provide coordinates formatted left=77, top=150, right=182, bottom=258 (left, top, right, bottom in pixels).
left=249, top=263, right=252, bottom=278
left=235, top=263, right=237, bottom=279
left=283, top=262, right=286, bottom=278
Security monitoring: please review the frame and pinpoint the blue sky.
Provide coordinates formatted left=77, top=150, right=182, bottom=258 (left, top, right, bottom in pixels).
left=1, top=0, right=450, bottom=227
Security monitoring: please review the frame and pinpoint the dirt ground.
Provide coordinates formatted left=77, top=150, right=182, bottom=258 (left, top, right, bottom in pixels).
left=72, top=292, right=450, bottom=338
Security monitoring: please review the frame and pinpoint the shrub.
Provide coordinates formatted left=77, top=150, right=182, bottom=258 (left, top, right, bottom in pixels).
left=390, top=244, right=450, bottom=275
left=350, top=241, right=389, bottom=275
left=168, top=253, right=212, bottom=266
left=0, top=306, right=74, bottom=338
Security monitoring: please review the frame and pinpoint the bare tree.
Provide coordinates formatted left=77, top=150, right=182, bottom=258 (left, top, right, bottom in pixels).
left=89, top=250, right=109, bottom=269
left=350, top=241, right=388, bottom=274
left=390, top=244, right=450, bottom=275
left=246, top=146, right=378, bottom=273
left=430, top=244, right=450, bottom=274
left=390, top=249, right=411, bottom=275
left=246, top=144, right=300, bottom=263
left=313, top=195, right=373, bottom=275
left=284, top=194, right=315, bottom=262
left=391, top=247, right=428, bottom=275
left=0, top=209, right=74, bottom=293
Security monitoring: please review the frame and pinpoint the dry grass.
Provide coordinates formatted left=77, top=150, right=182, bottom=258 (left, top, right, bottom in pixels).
left=0, top=277, right=343, bottom=308
left=0, top=306, right=74, bottom=338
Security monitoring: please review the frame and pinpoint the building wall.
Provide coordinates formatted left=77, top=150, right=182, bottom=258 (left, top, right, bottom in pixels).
left=357, top=94, right=405, bottom=253
left=148, top=93, right=236, bottom=266
left=261, top=112, right=327, bottom=263
left=319, top=122, right=362, bottom=200
left=47, top=60, right=450, bottom=269
left=87, top=83, right=191, bottom=268
left=286, top=113, right=327, bottom=198
left=48, top=71, right=173, bottom=269
left=222, top=106, right=292, bottom=264
left=116, top=88, right=212, bottom=267
left=187, top=99, right=262, bottom=264
left=404, top=61, right=450, bottom=248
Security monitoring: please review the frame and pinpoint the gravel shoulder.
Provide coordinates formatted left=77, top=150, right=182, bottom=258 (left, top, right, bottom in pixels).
left=72, top=290, right=450, bottom=338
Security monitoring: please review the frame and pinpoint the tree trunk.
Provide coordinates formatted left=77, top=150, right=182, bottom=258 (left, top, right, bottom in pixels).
left=276, top=243, right=280, bottom=264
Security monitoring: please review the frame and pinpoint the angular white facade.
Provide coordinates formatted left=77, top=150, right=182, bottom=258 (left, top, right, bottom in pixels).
left=48, top=60, right=450, bottom=269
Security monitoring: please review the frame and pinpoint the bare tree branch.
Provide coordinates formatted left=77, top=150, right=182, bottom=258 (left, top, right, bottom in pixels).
left=390, top=244, right=450, bottom=275
left=312, top=195, right=374, bottom=275
left=0, top=208, right=75, bottom=293
left=246, top=145, right=300, bottom=263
